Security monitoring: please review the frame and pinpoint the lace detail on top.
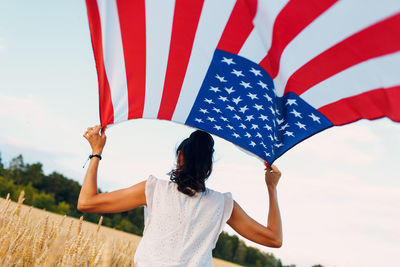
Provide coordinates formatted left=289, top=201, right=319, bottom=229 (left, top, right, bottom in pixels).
left=134, top=175, right=233, bottom=267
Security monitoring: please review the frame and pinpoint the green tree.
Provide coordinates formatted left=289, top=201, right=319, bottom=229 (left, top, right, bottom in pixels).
left=9, top=155, right=24, bottom=171
left=0, top=176, right=15, bottom=198
left=233, top=240, right=247, bottom=264
left=33, top=192, right=56, bottom=211
left=20, top=182, right=37, bottom=206
left=245, top=246, right=260, bottom=265
left=56, top=201, right=70, bottom=215
left=116, top=219, right=134, bottom=232
left=9, top=155, right=25, bottom=182
left=0, top=152, right=4, bottom=169
left=255, top=259, right=263, bottom=267
left=22, top=163, right=44, bottom=187
left=102, top=216, right=113, bottom=227
left=112, top=213, right=123, bottom=227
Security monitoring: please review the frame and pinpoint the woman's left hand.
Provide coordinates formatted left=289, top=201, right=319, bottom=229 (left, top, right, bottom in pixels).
left=83, top=125, right=107, bottom=155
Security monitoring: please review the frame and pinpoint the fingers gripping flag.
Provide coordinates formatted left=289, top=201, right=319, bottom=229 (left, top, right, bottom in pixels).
left=86, top=0, right=400, bottom=164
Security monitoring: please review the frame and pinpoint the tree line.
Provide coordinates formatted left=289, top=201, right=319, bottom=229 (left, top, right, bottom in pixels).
left=0, top=153, right=311, bottom=267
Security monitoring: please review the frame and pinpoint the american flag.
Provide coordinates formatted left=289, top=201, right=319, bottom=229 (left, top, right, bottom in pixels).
left=85, top=0, right=400, bottom=163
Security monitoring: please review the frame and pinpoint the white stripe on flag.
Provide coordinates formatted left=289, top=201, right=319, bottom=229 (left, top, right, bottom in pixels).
left=97, top=0, right=129, bottom=123
left=142, top=0, right=176, bottom=119
left=238, top=29, right=266, bottom=64
left=239, top=0, right=288, bottom=63
left=171, top=0, right=236, bottom=123
left=301, top=51, right=400, bottom=109
left=273, top=0, right=400, bottom=97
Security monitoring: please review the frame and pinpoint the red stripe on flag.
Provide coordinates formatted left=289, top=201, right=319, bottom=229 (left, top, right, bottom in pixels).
left=285, top=14, right=400, bottom=96
left=216, top=0, right=257, bottom=54
left=259, top=0, right=337, bottom=78
left=157, top=0, right=205, bottom=120
left=86, top=0, right=114, bottom=125
left=318, top=85, right=400, bottom=125
left=116, top=0, right=146, bottom=119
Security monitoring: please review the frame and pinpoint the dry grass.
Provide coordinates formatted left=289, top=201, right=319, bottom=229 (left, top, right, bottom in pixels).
left=0, top=192, right=240, bottom=266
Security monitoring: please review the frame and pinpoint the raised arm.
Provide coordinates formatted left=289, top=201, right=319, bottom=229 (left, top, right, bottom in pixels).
left=77, top=125, right=146, bottom=213
left=227, top=164, right=282, bottom=248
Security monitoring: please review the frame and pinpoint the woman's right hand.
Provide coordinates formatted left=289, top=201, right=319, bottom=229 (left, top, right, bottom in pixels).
left=264, top=163, right=281, bottom=188
left=227, top=163, right=283, bottom=248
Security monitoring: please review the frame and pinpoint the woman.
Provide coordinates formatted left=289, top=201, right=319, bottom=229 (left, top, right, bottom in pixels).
left=78, top=125, right=282, bottom=266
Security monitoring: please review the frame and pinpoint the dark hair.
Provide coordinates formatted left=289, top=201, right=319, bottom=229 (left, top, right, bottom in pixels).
left=169, top=130, right=214, bottom=196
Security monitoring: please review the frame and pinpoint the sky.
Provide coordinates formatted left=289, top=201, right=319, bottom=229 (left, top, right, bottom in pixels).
left=1, top=1, right=399, bottom=267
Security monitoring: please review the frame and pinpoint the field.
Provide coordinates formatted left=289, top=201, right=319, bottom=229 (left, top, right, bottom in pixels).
left=0, top=192, right=241, bottom=266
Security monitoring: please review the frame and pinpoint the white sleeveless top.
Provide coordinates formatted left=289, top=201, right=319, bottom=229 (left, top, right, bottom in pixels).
left=134, top=175, right=234, bottom=267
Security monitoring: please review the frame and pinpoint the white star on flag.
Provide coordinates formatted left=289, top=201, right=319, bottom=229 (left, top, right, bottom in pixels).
left=226, top=105, right=235, bottom=111
left=218, top=95, right=228, bottom=102
left=220, top=116, right=228, bottom=122
left=212, top=107, right=221, bottom=113
left=204, top=98, right=214, bottom=104
left=264, top=124, right=272, bottom=131
left=221, top=57, right=235, bottom=65
left=276, top=118, right=284, bottom=125
left=231, top=69, right=244, bottom=77
left=233, top=114, right=241, bottom=120
left=259, top=114, right=268, bottom=121
left=232, top=96, right=242, bottom=105
left=279, top=123, right=290, bottom=131
left=257, top=80, right=268, bottom=89
left=240, top=81, right=252, bottom=88
left=249, top=67, right=262, bottom=76
left=253, top=104, right=264, bottom=111
left=286, top=99, right=298, bottom=106
left=225, top=87, right=235, bottom=94
left=245, top=115, right=254, bottom=121
left=239, top=105, right=249, bottom=113
left=216, top=74, right=227, bottom=82
left=264, top=93, right=272, bottom=102
left=290, top=109, right=302, bottom=118
left=247, top=92, right=258, bottom=100
left=284, top=131, right=294, bottom=137
left=209, top=86, right=220, bottom=93
left=207, top=117, right=216, bottom=122
left=295, top=121, right=306, bottom=130
left=309, top=113, right=321, bottom=123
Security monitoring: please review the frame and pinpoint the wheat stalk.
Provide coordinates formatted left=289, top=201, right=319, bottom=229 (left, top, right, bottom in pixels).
left=77, top=215, right=83, bottom=235
left=97, top=215, right=103, bottom=233
left=0, top=195, right=144, bottom=267
left=14, top=190, right=25, bottom=217
left=102, top=239, right=113, bottom=267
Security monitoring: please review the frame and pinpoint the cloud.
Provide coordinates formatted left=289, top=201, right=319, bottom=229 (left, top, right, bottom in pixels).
left=0, top=93, right=82, bottom=153
left=0, top=93, right=88, bottom=179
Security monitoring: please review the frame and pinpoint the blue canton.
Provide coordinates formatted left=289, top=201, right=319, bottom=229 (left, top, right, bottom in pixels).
left=186, top=49, right=333, bottom=163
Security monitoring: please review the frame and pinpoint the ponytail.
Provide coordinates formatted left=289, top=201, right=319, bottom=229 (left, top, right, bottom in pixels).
left=169, top=130, right=214, bottom=196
